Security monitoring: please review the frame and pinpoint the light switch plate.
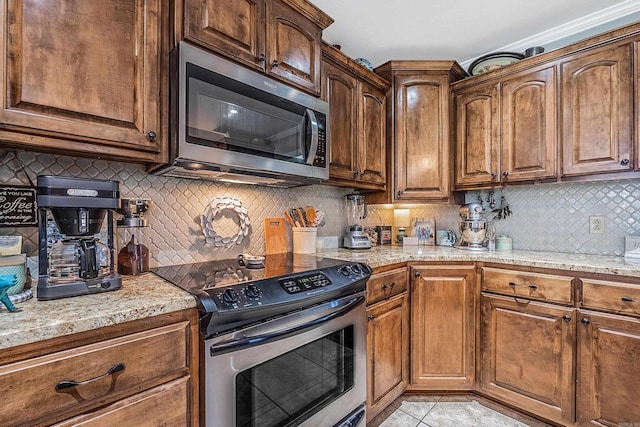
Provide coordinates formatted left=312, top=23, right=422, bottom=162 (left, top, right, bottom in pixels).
left=624, top=236, right=640, bottom=258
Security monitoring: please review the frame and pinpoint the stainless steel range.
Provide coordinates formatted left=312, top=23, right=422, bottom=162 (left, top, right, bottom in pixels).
left=152, top=253, right=370, bottom=427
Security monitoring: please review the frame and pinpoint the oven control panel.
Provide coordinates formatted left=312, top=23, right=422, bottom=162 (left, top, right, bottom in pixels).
left=278, top=272, right=331, bottom=294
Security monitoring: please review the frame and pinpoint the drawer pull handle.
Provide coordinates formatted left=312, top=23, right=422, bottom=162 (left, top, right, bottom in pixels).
left=621, top=296, right=636, bottom=303
left=55, top=363, right=126, bottom=392
left=508, top=282, right=538, bottom=290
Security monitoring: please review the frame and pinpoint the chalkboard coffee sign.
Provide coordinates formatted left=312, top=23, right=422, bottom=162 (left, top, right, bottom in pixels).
left=0, top=186, right=37, bottom=226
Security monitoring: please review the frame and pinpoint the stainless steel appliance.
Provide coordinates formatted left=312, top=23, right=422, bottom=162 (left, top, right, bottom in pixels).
left=343, top=193, right=371, bottom=249
left=152, top=42, right=329, bottom=188
left=456, top=203, right=488, bottom=251
left=152, top=253, right=370, bottom=427
left=36, top=176, right=122, bottom=300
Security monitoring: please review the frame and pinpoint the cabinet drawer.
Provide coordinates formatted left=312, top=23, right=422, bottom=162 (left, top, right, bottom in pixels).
left=581, top=278, right=640, bottom=316
left=367, top=267, right=407, bottom=305
left=54, top=377, right=190, bottom=426
left=0, top=321, right=189, bottom=427
left=482, top=267, right=573, bottom=304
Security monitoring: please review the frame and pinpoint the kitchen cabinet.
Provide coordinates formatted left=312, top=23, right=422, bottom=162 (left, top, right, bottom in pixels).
left=182, top=0, right=333, bottom=95
left=368, top=61, right=465, bottom=203
left=409, top=264, right=476, bottom=390
left=365, top=266, right=409, bottom=422
left=561, top=42, right=634, bottom=177
left=480, top=294, right=576, bottom=425
left=454, top=66, right=557, bottom=189
left=576, top=276, right=640, bottom=426
left=0, top=0, right=168, bottom=163
left=0, top=309, right=199, bottom=426
left=322, top=45, right=388, bottom=190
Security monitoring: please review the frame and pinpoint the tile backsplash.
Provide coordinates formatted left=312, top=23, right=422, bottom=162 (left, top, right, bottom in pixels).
left=0, top=150, right=350, bottom=267
left=2, top=149, right=639, bottom=263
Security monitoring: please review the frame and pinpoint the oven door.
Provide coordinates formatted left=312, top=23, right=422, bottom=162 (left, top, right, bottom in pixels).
left=205, top=293, right=366, bottom=427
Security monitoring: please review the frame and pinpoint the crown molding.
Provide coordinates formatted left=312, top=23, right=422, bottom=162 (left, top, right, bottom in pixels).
left=459, top=1, right=640, bottom=70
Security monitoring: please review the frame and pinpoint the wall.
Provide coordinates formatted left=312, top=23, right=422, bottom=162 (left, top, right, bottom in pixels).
left=0, top=150, right=350, bottom=267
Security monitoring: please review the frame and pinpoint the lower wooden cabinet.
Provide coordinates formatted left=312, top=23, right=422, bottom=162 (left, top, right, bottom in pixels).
left=480, top=294, right=576, bottom=425
left=409, top=265, right=476, bottom=390
left=576, top=310, right=640, bottom=426
left=0, top=309, right=199, bottom=426
left=366, top=292, right=409, bottom=421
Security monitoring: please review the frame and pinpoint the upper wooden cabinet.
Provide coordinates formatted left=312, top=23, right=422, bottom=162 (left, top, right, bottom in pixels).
left=183, top=0, right=333, bottom=95
left=561, top=42, right=634, bottom=177
left=454, top=66, right=557, bottom=189
left=0, top=0, right=168, bottom=163
left=322, top=45, right=388, bottom=189
left=369, top=61, right=465, bottom=203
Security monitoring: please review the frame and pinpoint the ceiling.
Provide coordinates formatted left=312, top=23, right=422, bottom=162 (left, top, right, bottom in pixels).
left=312, top=0, right=640, bottom=71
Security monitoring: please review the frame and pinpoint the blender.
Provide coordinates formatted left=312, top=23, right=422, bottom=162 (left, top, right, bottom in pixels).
left=342, top=193, right=371, bottom=249
left=456, top=203, right=488, bottom=251
left=36, top=176, right=122, bottom=300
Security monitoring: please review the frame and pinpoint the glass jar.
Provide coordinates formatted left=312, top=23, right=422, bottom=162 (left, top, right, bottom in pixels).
left=116, top=218, right=150, bottom=276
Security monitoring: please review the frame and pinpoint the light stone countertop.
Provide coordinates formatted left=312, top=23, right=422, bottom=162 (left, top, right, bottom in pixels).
left=0, top=273, right=197, bottom=350
left=2, top=247, right=639, bottom=352
left=319, top=245, right=640, bottom=278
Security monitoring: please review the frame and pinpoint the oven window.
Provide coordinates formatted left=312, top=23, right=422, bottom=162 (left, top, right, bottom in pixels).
left=235, top=326, right=355, bottom=427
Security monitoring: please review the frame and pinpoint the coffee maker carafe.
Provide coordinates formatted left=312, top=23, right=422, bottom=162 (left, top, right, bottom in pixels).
left=342, top=192, right=371, bottom=249
left=456, top=203, right=488, bottom=251
left=37, top=176, right=122, bottom=300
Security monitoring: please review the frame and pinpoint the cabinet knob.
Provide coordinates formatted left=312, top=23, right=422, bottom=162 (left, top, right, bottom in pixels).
left=581, top=318, right=590, bottom=325
left=271, top=60, right=279, bottom=68
left=414, top=271, right=421, bottom=278
left=359, top=170, right=366, bottom=176
left=258, top=54, right=266, bottom=62
left=147, top=131, right=157, bottom=142
left=502, top=171, right=509, bottom=179
left=491, top=173, right=497, bottom=180
left=562, top=314, right=571, bottom=322
left=354, top=169, right=360, bottom=176
left=620, top=158, right=630, bottom=166
left=397, top=190, right=404, bottom=196
left=367, top=315, right=374, bottom=321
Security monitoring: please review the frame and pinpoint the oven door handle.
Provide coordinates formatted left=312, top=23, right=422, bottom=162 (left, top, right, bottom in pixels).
left=210, top=295, right=364, bottom=356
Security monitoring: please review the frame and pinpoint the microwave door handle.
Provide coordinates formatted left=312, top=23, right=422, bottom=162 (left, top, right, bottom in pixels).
left=304, top=109, right=319, bottom=165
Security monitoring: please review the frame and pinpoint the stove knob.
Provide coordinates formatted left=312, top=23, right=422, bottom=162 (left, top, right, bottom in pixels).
left=222, top=289, right=239, bottom=304
left=350, top=264, right=362, bottom=275
left=245, top=284, right=262, bottom=299
left=339, top=266, right=352, bottom=277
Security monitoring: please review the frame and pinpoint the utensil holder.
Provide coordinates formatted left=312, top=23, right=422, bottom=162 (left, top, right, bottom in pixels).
left=292, top=228, right=317, bottom=254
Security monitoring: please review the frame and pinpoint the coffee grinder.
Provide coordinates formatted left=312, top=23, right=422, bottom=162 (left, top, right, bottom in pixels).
left=37, top=176, right=122, bottom=300
left=342, top=192, right=371, bottom=249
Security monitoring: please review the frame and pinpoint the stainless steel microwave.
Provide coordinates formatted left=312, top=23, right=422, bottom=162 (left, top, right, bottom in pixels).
left=153, top=42, right=329, bottom=188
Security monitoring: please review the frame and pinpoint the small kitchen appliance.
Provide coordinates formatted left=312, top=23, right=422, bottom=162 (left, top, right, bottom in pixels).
left=36, top=176, right=121, bottom=300
left=456, top=203, right=488, bottom=251
left=152, top=253, right=371, bottom=427
left=343, top=192, right=371, bottom=249
left=116, top=198, right=151, bottom=276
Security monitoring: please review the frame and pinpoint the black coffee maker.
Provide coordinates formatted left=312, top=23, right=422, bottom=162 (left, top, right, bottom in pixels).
left=37, top=176, right=122, bottom=300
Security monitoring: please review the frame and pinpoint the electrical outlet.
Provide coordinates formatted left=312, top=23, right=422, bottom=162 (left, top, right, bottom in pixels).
left=589, top=216, right=605, bottom=234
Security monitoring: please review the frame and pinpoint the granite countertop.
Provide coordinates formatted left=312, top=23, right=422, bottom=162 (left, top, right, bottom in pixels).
left=319, top=245, right=640, bottom=278
left=2, top=247, right=639, bottom=352
left=0, top=273, right=197, bottom=351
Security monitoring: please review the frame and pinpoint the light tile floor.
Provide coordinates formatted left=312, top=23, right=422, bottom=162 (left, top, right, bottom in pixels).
left=368, top=395, right=554, bottom=427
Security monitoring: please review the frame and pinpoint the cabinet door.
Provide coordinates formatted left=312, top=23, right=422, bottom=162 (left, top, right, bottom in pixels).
left=394, top=74, right=451, bottom=200
left=266, top=0, right=321, bottom=95
left=410, top=265, right=476, bottom=390
left=184, top=0, right=266, bottom=72
left=561, top=43, right=633, bottom=176
left=322, top=60, right=358, bottom=182
left=0, top=0, right=165, bottom=162
left=481, top=295, right=575, bottom=425
left=577, top=310, right=640, bottom=426
left=454, top=84, right=500, bottom=187
left=501, top=67, right=557, bottom=182
left=366, top=292, right=409, bottom=422
left=358, top=81, right=386, bottom=187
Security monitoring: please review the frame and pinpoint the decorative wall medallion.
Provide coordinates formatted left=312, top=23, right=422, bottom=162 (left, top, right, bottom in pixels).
left=201, top=198, right=251, bottom=248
